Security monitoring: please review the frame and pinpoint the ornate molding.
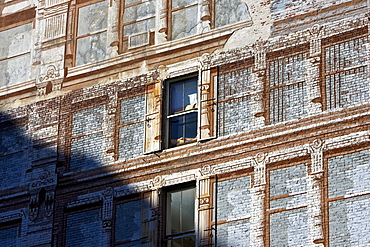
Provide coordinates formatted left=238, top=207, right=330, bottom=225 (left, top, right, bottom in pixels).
left=200, top=165, right=214, bottom=177
left=164, top=174, right=196, bottom=187
left=31, top=170, right=55, bottom=188
left=39, top=65, right=61, bottom=83
left=114, top=183, right=149, bottom=197
left=253, top=152, right=267, bottom=186
left=102, top=187, right=113, bottom=228
left=308, top=139, right=325, bottom=174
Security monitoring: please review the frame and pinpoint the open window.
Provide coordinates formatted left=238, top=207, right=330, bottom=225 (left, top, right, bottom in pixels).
left=164, top=184, right=196, bottom=246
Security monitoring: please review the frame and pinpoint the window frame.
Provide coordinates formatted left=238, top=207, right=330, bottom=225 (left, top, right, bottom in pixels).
left=162, top=182, right=196, bottom=246
left=164, top=73, right=199, bottom=149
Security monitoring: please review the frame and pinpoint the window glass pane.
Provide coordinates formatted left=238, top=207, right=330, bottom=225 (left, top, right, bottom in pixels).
left=167, top=190, right=181, bottom=235
left=181, top=187, right=195, bottom=232
left=166, top=187, right=195, bottom=240
left=167, top=235, right=195, bottom=247
left=169, top=113, right=197, bottom=147
left=184, top=113, right=197, bottom=140
left=170, top=78, right=197, bottom=114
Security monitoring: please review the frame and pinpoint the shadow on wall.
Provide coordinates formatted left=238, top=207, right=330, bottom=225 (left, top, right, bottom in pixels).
left=0, top=111, right=154, bottom=247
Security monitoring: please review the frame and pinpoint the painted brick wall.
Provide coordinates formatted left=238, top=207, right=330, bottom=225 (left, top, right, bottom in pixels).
left=114, top=200, right=142, bottom=245
left=0, top=225, right=19, bottom=247
left=70, top=105, right=105, bottom=172
left=328, top=150, right=370, bottom=246
left=268, top=52, right=308, bottom=124
left=324, top=36, right=368, bottom=109
left=0, top=126, right=28, bottom=188
left=118, top=95, right=145, bottom=160
left=216, top=176, right=251, bottom=246
left=270, top=207, right=308, bottom=247
left=65, top=209, right=103, bottom=247
left=269, top=164, right=308, bottom=246
left=218, top=66, right=253, bottom=136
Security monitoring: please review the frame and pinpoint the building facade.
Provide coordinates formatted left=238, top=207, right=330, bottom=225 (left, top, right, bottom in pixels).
left=1, top=0, right=370, bottom=246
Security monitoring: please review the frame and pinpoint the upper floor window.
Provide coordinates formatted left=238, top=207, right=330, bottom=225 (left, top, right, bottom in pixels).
left=166, top=74, right=198, bottom=148
left=144, top=70, right=217, bottom=153
left=323, top=32, right=368, bottom=110
left=75, top=0, right=108, bottom=66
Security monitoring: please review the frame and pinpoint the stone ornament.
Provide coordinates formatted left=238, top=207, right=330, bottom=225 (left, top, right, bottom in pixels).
left=308, top=139, right=325, bottom=174
left=253, top=152, right=267, bottom=186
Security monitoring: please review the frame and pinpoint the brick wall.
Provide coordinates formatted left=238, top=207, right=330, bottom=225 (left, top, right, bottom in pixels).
left=118, top=95, right=145, bottom=161
left=216, top=176, right=251, bottom=246
left=65, top=208, right=103, bottom=247
left=269, top=164, right=308, bottom=246
left=69, top=105, right=105, bottom=172
left=218, top=62, right=253, bottom=136
left=0, top=126, right=28, bottom=189
left=328, top=150, right=370, bottom=246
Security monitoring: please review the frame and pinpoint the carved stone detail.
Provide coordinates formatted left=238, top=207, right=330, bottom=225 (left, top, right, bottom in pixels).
left=253, top=152, right=267, bottom=186
left=308, top=139, right=325, bottom=174
left=200, top=165, right=213, bottom=176
left=149, top=175, right=164, bottom=189
left=39, top=65, right=61, bottom=82
left=102, top=187, right=113, bottom=228
left=253, top=38, right=268, bottom=71
left=199, top=195, right=210, bottom=206
left=29, top=195, right=39, bottom=221
left=309, top=24, right=323, bottom=56
left=32, top=170, right=55, bottom=188
left=0, top=213, right=23, bottom=223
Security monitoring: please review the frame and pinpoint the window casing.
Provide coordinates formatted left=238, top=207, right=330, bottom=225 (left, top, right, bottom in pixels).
left=164, top=185, right=196, bottom=246
left=166, top=74, right=198, bottom=148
